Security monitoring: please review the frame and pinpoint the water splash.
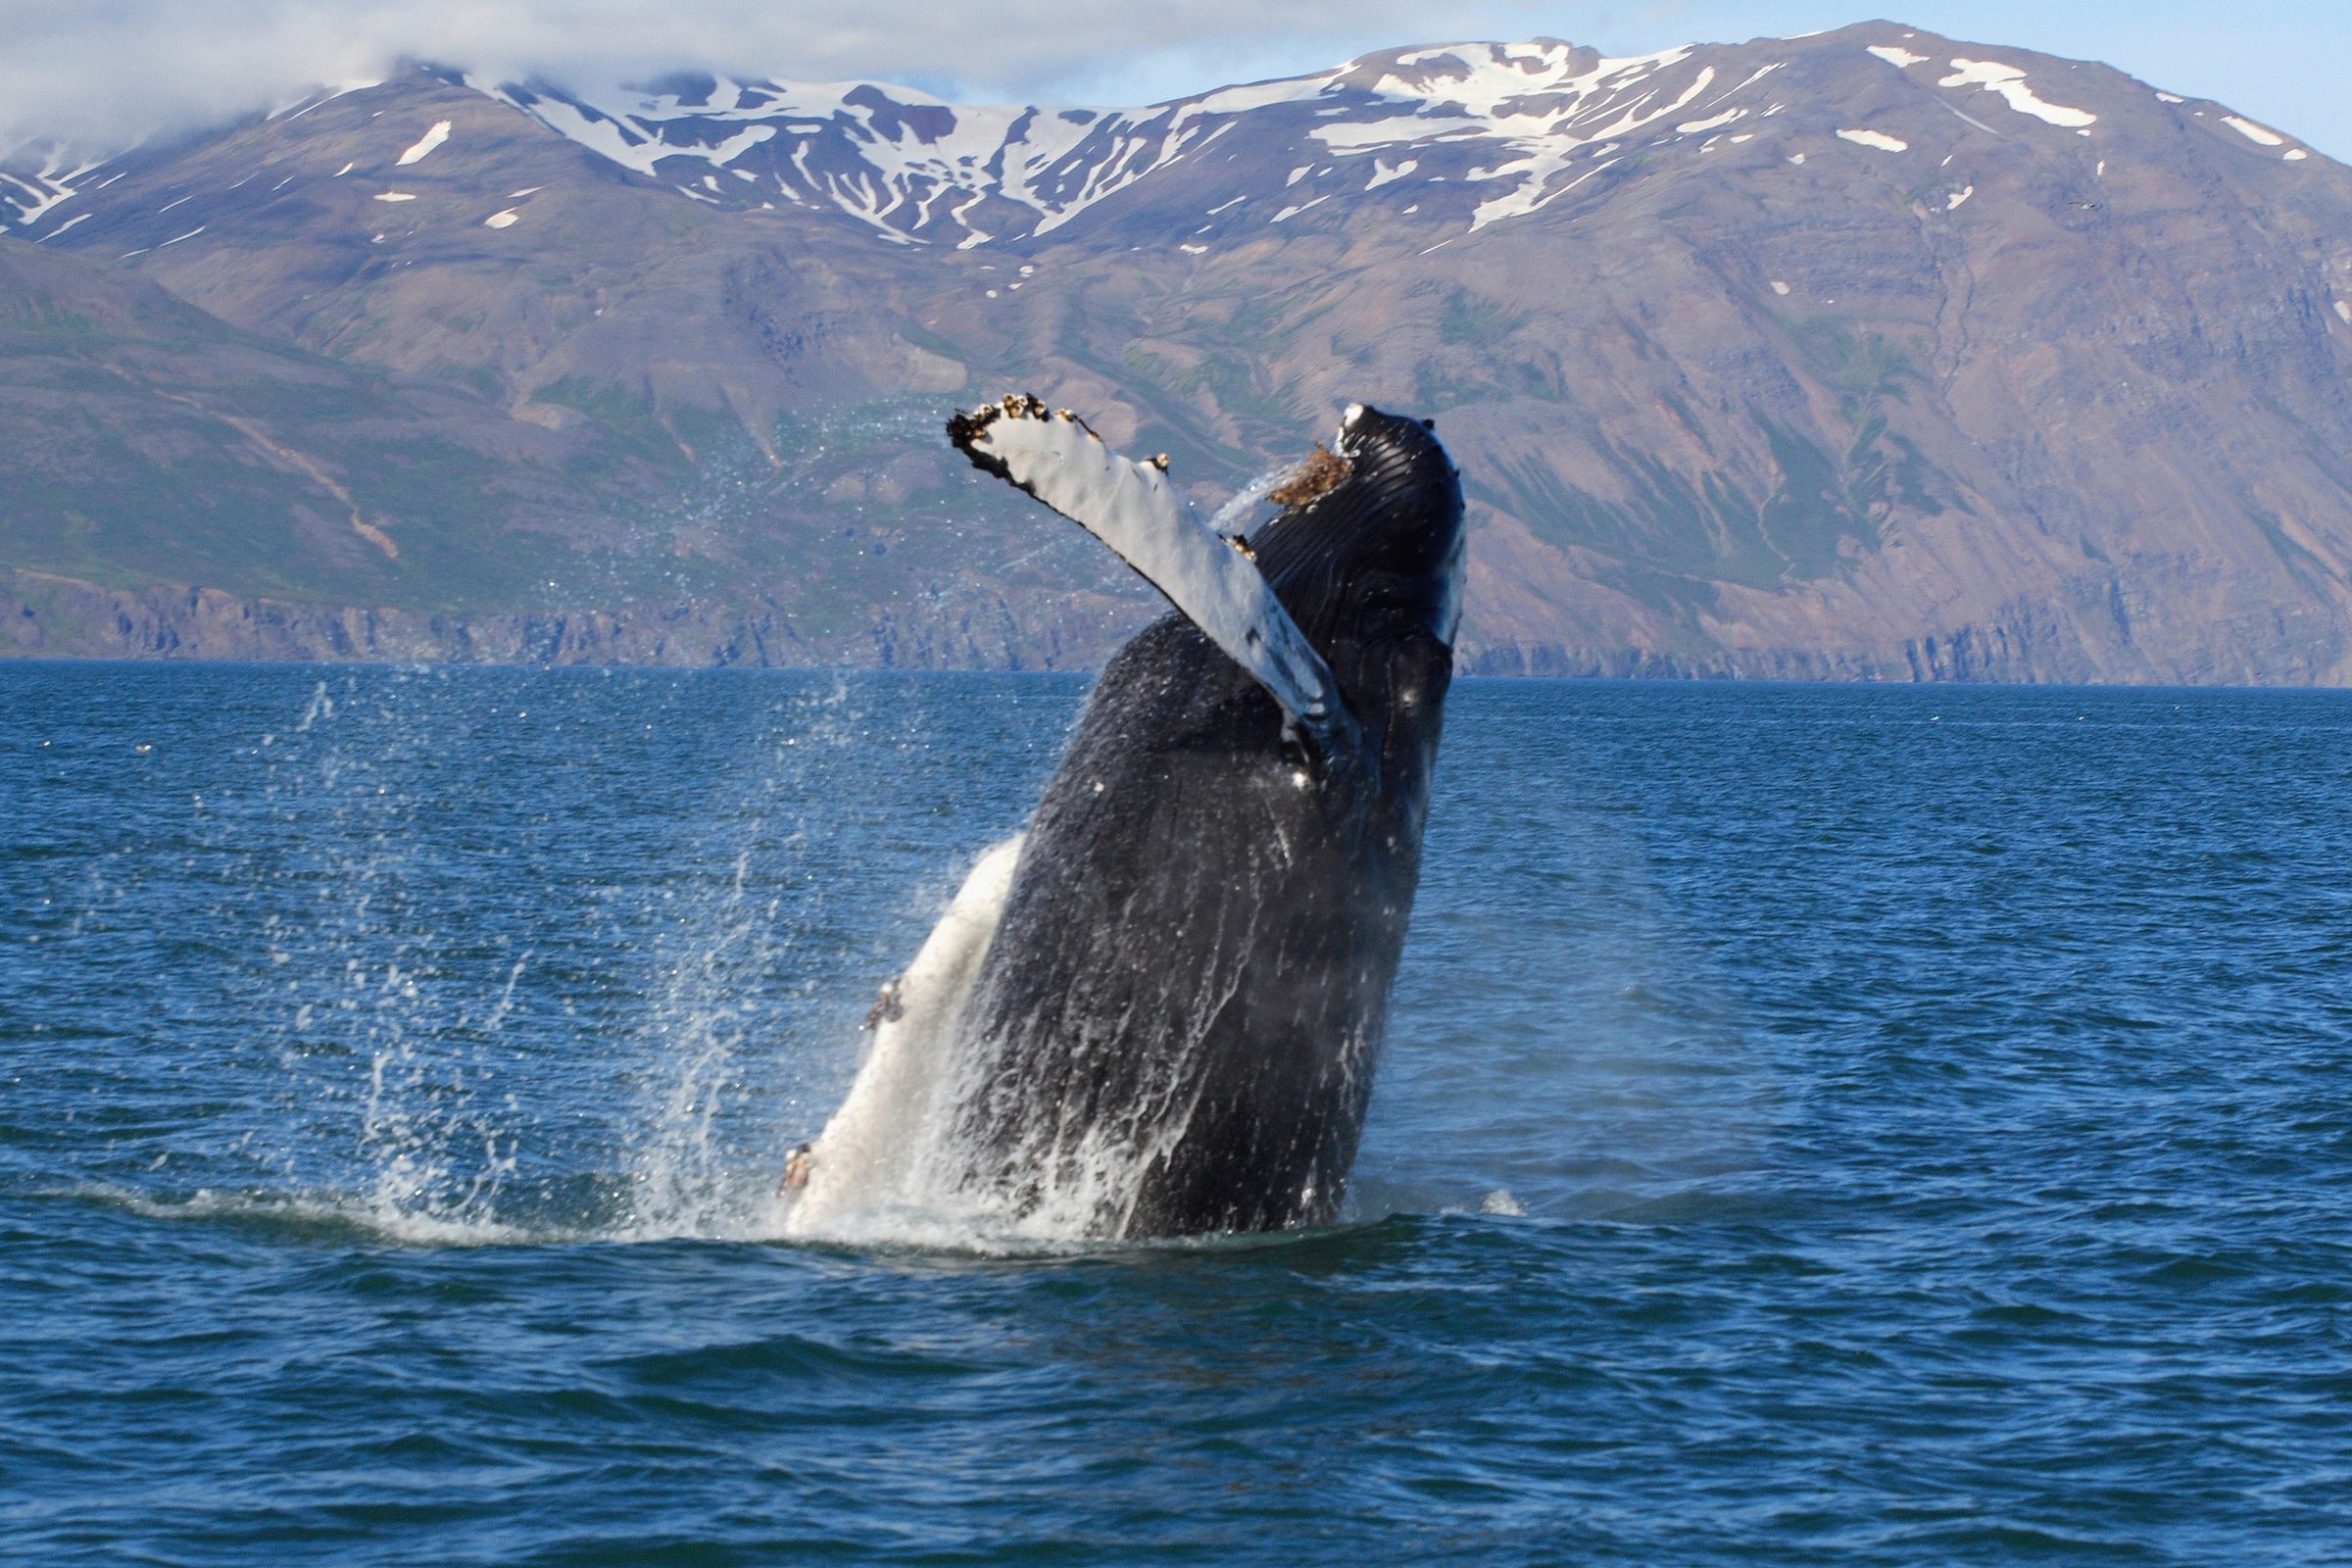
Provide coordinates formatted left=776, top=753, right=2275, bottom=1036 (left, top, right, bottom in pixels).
left=214, top=669, right=894, bottom=1247
left=1205, top=466, right=1293, bottom=539
left=619, top=846, right=798, bottom=1242
left=69, top=665, right=1111, bottom=1253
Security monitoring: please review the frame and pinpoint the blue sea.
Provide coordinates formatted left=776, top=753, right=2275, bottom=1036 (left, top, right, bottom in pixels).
left=4, top=662, right=2349, bottom=1564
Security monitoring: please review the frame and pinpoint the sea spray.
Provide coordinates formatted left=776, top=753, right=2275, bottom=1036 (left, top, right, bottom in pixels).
left=620, top=846, right=798, bottom=1240
left=226, top=668, right=876, bottom=1244
left=250, top=672, right=561, bottom=1238
left=54, top=663, right=1081, bottom=1249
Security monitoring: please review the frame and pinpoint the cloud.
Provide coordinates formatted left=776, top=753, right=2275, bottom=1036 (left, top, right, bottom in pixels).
left=0, top=0, right=1578, bottom=152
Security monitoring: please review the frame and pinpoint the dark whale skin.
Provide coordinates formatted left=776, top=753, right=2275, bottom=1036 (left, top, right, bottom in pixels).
left=937, top=407, right=1465, bottom=1238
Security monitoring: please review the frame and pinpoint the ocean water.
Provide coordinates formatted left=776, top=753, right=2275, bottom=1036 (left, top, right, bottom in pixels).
left=4, top=662, right=2349, bottom=1565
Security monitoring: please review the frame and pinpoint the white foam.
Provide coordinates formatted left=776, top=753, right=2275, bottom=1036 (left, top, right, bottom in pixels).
left=396, top=121, right=451, bottom=166
left=2223, top=116, right=2284, bottom=146
left=1868, top=46, right=1929, bottom=69
left=97, top=1186, right=537, bottom=1248
left=1838, top=128, right=1909, bottom=153
left=1937, top=60, right=2096, bottom=127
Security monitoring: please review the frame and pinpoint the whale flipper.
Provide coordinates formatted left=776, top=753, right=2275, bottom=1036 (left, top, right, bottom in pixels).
left=948, top=396, right=1356, bottom=757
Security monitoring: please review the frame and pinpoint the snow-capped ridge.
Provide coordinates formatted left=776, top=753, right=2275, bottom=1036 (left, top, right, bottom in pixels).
left=5, top=29, right=2328, bottom=250
left=464, top=39, right=1773, bottom=244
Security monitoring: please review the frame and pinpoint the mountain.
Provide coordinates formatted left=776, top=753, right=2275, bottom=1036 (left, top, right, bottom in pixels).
left=7, top=22, right=2352, bottom=682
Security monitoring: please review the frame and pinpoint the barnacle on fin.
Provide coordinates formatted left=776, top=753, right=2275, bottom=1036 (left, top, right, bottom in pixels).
left=862, top=978, right=906, bottom=1029
left=946, top=391, right=1053, bottom=478
left=1267, top=443, right=1349, bottom=507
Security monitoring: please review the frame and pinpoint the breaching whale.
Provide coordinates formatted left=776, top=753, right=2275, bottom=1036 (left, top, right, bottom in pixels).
left=785, top=396, right=1464, bottom=1241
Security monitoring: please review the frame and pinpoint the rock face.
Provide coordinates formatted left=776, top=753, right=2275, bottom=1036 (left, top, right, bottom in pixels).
left=7, top=24, right=2352, bottom=681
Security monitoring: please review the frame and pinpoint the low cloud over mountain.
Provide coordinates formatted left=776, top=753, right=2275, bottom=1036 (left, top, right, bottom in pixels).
left=0, top=0, right=1561, bottom=150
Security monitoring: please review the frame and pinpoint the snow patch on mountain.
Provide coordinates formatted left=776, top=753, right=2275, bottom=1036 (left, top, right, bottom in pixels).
left=1305, top=44, right=1732, bottom=231
left=1937, top=60, right=2096, bottom=128
left=3, top=147, right=107, bottom=231
left=1677, top=109, right=1743, bottom=134
left=397, top=122, right=451, bottom=165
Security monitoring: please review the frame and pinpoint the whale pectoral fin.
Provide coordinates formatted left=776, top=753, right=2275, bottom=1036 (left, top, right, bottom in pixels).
left=949, top=396, right=1357, bottom=755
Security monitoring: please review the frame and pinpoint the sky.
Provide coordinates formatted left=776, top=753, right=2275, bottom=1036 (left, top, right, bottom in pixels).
left=3, top=0, right=2345, bottom=164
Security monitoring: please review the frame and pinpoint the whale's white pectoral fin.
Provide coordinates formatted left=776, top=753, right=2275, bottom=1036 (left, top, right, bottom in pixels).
left=784, top=835, right=1026, bottom=1234
left=949, top=396, right=1350, bottom=746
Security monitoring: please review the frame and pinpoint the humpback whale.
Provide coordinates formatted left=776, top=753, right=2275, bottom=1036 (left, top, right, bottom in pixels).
left=786, top=398, right=1464, bottom=1241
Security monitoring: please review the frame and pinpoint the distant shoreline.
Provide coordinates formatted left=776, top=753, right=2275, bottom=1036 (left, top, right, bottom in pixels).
left=10, top=568, right=2348, bottom=687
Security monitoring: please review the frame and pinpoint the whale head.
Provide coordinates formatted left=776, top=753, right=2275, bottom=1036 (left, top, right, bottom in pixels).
left=1249, top=403, right=1466, bottom=654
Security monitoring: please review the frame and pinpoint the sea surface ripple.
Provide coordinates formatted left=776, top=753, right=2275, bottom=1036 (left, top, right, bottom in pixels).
left=4, top=664, right=2349, bottom=1564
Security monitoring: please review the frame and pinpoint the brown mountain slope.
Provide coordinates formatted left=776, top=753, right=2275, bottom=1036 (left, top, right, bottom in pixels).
left=8, top=23, right=2352, bottom=681
left=0, top=236, right=670, bottom=612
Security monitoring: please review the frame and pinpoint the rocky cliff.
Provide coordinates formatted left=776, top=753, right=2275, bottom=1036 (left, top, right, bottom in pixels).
left=7, top=22, right=2351, bottom=681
